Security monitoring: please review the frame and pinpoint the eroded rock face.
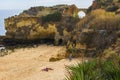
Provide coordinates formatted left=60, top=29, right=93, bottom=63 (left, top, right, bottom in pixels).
left=5, top=4, right=79, bottom=42
left=5, top=17, right=57, bottom=40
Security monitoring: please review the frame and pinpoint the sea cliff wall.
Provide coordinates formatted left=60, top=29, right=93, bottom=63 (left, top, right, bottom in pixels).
left=5, top=5, right=79, bottom=43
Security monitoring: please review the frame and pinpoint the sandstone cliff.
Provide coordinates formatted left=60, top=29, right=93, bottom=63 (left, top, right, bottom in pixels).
left=5, top=4, right=79, bottom=44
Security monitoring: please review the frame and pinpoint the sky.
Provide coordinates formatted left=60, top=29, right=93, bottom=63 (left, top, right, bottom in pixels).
left=0, top=0, right=94, bottom=35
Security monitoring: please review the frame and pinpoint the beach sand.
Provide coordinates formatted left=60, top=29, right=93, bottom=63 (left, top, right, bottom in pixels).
left=0, top=45, right=81, bottom=80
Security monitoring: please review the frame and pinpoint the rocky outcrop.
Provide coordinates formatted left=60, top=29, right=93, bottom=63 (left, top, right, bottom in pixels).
left=66, top=9, right=120, bottom=57
left=88, top=0, right=120, bottom=12
left=5, top=4, right=79, bottom=44
left=5, top=17, right=57, bottom=40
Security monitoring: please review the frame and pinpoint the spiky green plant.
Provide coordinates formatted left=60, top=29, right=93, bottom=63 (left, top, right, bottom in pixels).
left=66, top=56, right=120, bottom=80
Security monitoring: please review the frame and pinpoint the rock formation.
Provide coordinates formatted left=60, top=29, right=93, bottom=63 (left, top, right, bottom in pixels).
left=88, top=0, right=120, bottom=12
left=5, top=5, right=79, bottom=42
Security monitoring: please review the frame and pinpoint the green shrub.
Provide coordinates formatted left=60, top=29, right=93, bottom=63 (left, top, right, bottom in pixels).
left=42, top=11, right=62, bottom=23
left=106, top=5, right=119, bottom=12
left=66, top=56, right=120, bottom=80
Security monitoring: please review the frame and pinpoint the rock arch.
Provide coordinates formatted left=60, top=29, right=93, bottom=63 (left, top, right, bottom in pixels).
left=78, top=11, right=86, bottom=18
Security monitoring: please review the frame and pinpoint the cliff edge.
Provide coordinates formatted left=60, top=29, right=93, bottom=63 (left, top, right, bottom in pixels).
left=5, top=4, right=79, bottom=45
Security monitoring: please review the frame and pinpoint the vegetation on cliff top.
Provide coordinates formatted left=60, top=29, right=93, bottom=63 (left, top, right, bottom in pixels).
left=42, top=11, right=62, bottom=24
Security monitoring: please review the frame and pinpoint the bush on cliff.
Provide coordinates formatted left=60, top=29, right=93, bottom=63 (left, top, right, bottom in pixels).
left=42, top=11, right=62, bottom=23
left=106, top=5, right=119, bottom=12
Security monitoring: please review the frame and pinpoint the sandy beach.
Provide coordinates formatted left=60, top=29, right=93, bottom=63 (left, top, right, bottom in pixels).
left=0, top=45, right=81, bottom=80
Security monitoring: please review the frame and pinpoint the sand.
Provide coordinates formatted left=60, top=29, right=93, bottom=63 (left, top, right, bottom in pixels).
left=0, top=44, right=81, bottom=80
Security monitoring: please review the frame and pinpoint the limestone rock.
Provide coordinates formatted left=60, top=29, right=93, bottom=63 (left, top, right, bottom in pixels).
left=5, top=4, right=79, bottom=42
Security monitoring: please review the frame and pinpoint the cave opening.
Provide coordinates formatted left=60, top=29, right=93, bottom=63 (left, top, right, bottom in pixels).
left=58, top=39, right=63, bottom=45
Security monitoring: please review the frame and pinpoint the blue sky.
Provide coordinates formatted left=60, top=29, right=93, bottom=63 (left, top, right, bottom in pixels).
left=0, top=0, right=94, bottom=10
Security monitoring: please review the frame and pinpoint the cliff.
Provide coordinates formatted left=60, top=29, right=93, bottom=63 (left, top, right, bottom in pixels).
left=66, top=5, right=120, bottom=57
left=88, top=0, right=120, bottom=13
left=3, top=2, right=120, bottom=57
left=5, top=4, right=79, bottom=44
